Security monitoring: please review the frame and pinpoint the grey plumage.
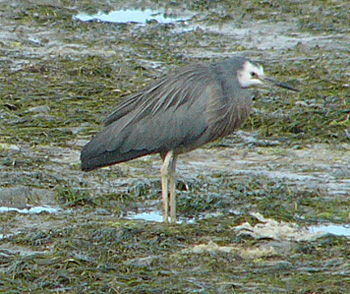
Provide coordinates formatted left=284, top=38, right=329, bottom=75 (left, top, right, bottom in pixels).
left=81, top=57, right=251, bottom=171
left=81, top=56, right=298, bottom=222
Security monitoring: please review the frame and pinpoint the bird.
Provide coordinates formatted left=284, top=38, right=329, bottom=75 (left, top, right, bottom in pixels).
left=81, top=56, right=298, bottom=223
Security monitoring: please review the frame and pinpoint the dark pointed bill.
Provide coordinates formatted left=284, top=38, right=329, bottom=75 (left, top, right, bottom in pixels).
left=264, top=77, right=299, bottom=92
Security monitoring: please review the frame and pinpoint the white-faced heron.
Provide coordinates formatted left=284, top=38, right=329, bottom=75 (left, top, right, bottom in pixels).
left=81, top=56, right=298, bottom=223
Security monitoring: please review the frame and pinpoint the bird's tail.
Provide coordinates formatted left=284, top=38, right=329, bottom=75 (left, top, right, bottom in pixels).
left=81, top=137, right=154, bottom=172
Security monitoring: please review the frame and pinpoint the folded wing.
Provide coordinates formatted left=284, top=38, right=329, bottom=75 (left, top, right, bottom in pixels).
left=81, top=63, right=222, bottom=171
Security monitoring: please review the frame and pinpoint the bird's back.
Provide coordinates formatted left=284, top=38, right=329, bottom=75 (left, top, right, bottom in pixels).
left=81, top=57, right=253, bottom=171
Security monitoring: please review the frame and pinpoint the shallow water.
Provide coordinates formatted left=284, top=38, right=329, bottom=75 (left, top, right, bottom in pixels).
left=125, top=210, right=164, bottom=222
left=125, top=210, right=197, bottom=224
left=309, top=224, right=350, bottom=237
left=0, top=206, right=60, bottom=214
left=74, top=9, right=190, bottom=25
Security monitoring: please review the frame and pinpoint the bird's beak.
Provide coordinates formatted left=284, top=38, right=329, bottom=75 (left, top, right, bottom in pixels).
left=263, top=76, right=299, bottom=92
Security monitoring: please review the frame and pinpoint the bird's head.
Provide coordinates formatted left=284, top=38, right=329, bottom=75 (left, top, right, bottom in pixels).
left=237, top=60, right=298, bottom=92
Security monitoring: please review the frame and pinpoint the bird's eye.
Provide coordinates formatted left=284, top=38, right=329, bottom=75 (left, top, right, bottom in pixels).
left=251, top=72, right=258, bottom=78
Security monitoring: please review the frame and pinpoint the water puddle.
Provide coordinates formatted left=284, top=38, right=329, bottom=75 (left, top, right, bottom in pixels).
left=125, top=210, right=196, bottom=224
left=126, top=210, right=164, bottom=222
left=309, top=224, right=350, bottom=237
left=74, top=9, right=190, bottom=25
left=0, top=206, right=60, bottom=214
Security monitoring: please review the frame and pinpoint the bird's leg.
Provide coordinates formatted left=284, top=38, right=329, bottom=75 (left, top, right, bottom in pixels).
left=169, top=154, right=177, bottom=223
left=161, top=151, right=177, bottom=223
left=161, top=166, right=169, bottom=223
left=161, top=151, right=173, bottom=223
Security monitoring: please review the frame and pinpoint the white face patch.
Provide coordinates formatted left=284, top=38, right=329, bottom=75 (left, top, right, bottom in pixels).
left=237, top=61, right=265, bottom=88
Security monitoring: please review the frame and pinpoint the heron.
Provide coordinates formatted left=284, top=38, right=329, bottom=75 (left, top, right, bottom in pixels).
left=81, top=56, right=298, bottom=223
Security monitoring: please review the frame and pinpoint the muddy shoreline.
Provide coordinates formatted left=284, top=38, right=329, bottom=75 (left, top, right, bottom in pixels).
left=1, top=1, right=350, bottom=293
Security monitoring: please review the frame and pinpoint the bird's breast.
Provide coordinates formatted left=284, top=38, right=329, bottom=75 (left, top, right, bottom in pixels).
left=207, top=90, right=252, bottom=140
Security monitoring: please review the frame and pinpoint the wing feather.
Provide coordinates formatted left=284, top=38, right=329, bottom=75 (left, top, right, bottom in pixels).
left=81, top=63, right=222, bottom=171
left=81, top=57, right=254, bottom=172
left=104, top=63, right=213, bottom=127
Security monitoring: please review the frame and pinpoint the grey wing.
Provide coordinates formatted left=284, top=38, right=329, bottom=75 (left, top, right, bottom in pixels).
left=81, top=64, right=222, bottom=171
left=104, top=64, right=210, bottom=126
